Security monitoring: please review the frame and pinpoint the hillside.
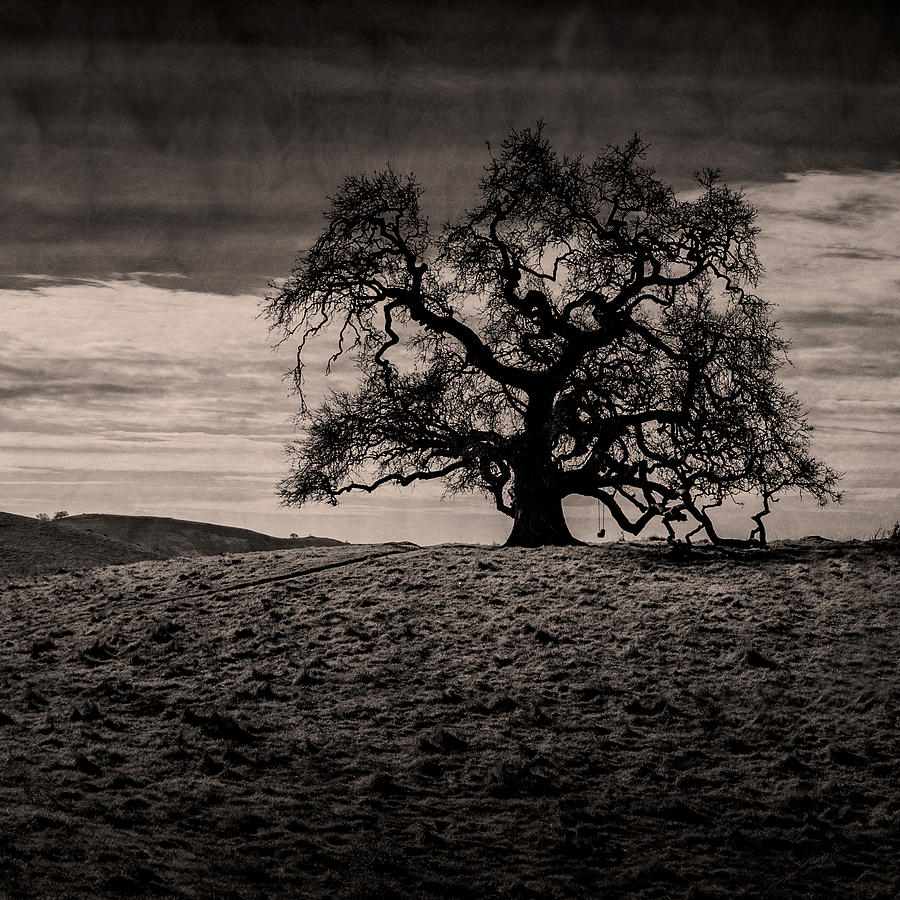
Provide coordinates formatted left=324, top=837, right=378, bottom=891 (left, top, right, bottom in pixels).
left=0, top=537, right=897, bottom=898
left=0, top=511, right=163, bottom=582
left=0, top=512, right=346, bottom=582
left=57, top=513, right=346, bottom=557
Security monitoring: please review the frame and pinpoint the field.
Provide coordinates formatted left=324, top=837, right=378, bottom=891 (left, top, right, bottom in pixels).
left=1, top=538, right=898, bottom=898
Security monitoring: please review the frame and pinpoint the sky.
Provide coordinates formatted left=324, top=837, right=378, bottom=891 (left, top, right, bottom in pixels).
left=1, top=1, right=898, bottom=544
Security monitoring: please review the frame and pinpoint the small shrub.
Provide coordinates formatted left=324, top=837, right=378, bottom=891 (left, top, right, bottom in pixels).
left=52, top=510, right=69, bottom=520
left=36, top=512, right=50, bottom=522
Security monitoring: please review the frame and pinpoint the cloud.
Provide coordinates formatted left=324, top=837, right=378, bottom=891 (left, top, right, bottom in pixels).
left=2, top=6, right=900, bottom=294
left=782, top=309, right=898, bottom=330
left=0, top=360, right=167, bottom=403
left=751, top=170, right=900, bottom=396
left=0, top=279, right=300, bottom=464
left=820, top=250, right=899, bottom=261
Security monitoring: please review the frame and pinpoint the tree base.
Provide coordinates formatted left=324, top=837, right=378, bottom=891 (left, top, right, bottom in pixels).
left=503, top=513, right=582, bottom=547
left=503, top=470, right=580, bottom=547
left=504, top=535, right=585, bottom=548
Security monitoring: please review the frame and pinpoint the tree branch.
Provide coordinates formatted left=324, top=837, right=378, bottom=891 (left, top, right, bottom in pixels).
left=333, top=460, right=469, bottom=497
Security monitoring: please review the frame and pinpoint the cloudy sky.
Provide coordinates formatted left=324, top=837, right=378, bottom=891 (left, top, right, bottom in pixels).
left=1, top=1, right=898, bottom=543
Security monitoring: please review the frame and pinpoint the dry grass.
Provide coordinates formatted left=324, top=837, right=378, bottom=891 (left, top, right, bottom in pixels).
left=1, top=539, right=898, bottom=898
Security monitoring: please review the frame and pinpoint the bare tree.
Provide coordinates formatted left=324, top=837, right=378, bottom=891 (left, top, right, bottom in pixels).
left=265, top=125, right=840, bottom=546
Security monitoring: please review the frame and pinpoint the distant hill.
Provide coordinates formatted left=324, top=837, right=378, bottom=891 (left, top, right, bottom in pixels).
left=56, top=513, right=345, bottom=558
left=0, top=511, right=162, bottom=581
left=0, top=511, right=345, bottom=582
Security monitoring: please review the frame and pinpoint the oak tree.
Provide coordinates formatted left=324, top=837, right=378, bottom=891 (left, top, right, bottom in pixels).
left=265, top=125, right=840, bottom=546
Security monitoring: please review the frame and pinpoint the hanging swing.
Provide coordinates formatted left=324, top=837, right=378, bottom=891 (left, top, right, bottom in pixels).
left=597, top=499, right=606, bottom=539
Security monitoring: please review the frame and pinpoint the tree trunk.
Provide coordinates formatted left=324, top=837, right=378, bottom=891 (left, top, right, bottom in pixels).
left=503, top=390, right=580, bottom=547
left=505, top=467, right=579, bottom=547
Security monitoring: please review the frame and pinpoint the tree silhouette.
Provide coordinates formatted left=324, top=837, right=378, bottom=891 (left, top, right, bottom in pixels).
left=265, top=125, right=840, bottom=546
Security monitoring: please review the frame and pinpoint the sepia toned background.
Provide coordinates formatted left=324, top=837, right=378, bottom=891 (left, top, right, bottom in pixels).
left=2, top=1, right=898, bottom=543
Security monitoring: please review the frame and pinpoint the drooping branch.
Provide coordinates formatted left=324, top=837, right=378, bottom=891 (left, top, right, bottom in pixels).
left=750, top=491, right=774, bottom=546
left=591, top=489, right=662, bottom=535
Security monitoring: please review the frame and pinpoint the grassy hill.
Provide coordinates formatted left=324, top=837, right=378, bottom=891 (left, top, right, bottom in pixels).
left=0, top=512, right=346, bottom=582
left=0, top=511, right=163, bottom=582
left=1, top=538, right=898, bottom=897
left=57, top=513, right=346, bottom=557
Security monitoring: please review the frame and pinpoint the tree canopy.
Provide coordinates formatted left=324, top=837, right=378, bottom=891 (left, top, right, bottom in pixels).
left=264, top=125, right=840, bottom=546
